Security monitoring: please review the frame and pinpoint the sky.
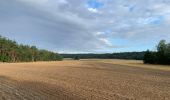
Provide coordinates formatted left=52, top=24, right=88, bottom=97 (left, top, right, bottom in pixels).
left=0, top=0, right=170, bottom=53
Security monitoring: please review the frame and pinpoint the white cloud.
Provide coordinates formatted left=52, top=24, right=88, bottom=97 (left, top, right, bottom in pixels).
left=95, top=32, right=105, bottom=35
left=88, top=8, right=98, bottom=13
left=99, top=38, right=112, bottom=47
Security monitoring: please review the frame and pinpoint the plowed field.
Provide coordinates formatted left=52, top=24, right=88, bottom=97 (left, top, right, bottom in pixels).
left=0, top=60, right=170, bottom=100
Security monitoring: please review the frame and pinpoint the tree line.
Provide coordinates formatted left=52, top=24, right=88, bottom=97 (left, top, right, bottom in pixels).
left=144, top=40, right=170, bottom=65
left=0, top=36, right=63, bottom=62
left=61, top=52, right=145, bottom=60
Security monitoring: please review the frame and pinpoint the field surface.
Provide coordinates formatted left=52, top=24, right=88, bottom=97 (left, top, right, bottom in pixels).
left=0, top=59, right=170, bottom=100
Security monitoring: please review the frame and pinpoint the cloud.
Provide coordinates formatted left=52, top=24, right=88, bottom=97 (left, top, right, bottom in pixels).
left=0, top=0, right=170, bottom=53
left=87, top=8, right=98, bottom=13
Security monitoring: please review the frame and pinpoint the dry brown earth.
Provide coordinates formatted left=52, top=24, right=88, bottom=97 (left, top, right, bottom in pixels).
left=0, top=60, right=170, bottom=100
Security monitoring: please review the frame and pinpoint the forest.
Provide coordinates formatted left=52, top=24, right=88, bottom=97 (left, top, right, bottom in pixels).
left=0, top=36, right=63, bottom=62
left=144, top=40, right=170, bottom=65
left=61, top=52, right=145, bottom=60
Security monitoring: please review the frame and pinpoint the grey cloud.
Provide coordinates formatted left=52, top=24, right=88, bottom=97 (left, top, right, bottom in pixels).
left=0, top=0, right=110, bottom=53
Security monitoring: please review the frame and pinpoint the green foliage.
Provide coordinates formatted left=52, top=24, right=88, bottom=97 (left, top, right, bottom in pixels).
left=0, top=55, right=11, bottom=62
left=0, top=36, right=63, bottom=62
left=144, top=40, right=170, bottom=65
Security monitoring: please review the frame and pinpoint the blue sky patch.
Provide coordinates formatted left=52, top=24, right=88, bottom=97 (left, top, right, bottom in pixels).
left=149, top=16, right=164, bottom=25
left=87, top=0, right=104, bottom=9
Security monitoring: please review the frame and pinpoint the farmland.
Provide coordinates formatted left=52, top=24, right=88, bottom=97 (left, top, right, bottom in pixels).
left=0, top=59, right=170, bottom=100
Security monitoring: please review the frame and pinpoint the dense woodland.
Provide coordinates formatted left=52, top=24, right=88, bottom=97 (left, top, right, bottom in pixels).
left=0, top=36, right=63, bottom=62
left=144, top=40, right=170, bottom=65
left=61, top=52, right=145, bottom=60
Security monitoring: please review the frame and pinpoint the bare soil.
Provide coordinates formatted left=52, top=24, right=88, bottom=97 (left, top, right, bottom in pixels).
left=0, top=60, right=170, bottom=100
